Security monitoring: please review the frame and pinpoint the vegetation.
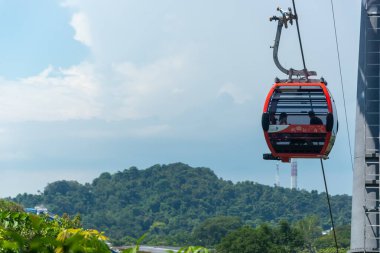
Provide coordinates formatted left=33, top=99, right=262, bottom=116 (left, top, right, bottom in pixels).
left=0, top=200, right=211, bottom=252
left=192, top=216, right=243, bottom=246
left=0, top=201, right=350, bottom=253
left=124, top=231, right=210, bottom=253
left=0, top=200, right=110, bottom=253
left=216, top=221, right=303, bottom=253
left=314, top=225, right=351, bottom=252
left=13, top=163, right=351, bottom=246
left=216, top=217, right=350, bottom=253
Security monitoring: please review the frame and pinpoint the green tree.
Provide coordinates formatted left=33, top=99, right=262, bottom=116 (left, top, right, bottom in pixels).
left=217, top=226, right=268, bottom=253
left=0, top=199, right=24, bottom=212
left=217, top=221, right=304, bottom=253
left=314, top=225, right=350, bottom=251
left=316, top=248, right=347, bottom=253
left=275, top=220, right=304, bottom=252
left=13, top=163, right=352, bottom=245
left=192, top=216, right=242, bottom=246
left=295, top=215, right=321, bottom=253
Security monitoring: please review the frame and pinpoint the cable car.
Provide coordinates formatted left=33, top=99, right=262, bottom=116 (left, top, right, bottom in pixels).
left=261, top=7, right=339, bottom=162
left=262, top=81, right=338, bottom=162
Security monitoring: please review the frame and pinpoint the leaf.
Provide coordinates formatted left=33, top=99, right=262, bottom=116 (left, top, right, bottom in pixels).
left=136, top=232, right=148, bottom=246
left=122, top=246, right=138, bottom=253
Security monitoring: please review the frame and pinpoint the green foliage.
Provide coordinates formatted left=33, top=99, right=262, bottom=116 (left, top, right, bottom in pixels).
left=295, top=215, right=321, bottom=252
left=192, top=216, right=242, bottom=246
left=216, top=218, right=349, bottom=253
left=13, top=163, right=352, bottom=245
left=216, top=221, right=304, bottom=253
left=0, top=200, right=24, bottom=212
left=293, top=216, right=350, bottom=252
left=314, top=225, right=350, bottom=250
left=55, top=228, right=109, bottom=253
left=0, top=200, right=110, bottom=253
left=122, top=232, right=210, bottom=253
left=122, top=244, right=209, bottom=253
left=167, top=246, right=210, bottom=253
left=316, top=248, right=348, bottom=253
left=121, top=225, right=210, bottom=253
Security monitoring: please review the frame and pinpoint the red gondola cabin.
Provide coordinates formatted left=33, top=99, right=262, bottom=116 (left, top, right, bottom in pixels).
left=262, top=81, right=338, bottom=162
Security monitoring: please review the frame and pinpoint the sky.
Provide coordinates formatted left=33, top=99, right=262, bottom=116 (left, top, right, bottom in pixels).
left=0, top=0, right=360, bottom=197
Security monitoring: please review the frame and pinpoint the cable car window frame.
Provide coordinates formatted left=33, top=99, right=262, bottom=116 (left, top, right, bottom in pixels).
left=267, top=85, right=329, bottom=126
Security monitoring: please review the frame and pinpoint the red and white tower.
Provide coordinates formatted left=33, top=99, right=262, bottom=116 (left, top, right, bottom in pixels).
left=275, top=163, right=280, bottom=187
left=290, top=159, right=297, bottom=189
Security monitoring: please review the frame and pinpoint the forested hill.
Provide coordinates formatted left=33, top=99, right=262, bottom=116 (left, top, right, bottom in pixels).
left=13, top=162, right=351, bottom=244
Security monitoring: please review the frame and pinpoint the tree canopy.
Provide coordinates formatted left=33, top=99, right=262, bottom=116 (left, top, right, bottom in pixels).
left=13, top=163, right=351, bottom=245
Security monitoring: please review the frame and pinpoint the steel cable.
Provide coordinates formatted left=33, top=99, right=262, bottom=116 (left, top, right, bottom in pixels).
left=320, top=159, right=339, bottom=253
left=329, top=0, right=354, bottom=171
left=291, top=0, right=307, bottom=70
left=290, top=1, right=341, bottom=252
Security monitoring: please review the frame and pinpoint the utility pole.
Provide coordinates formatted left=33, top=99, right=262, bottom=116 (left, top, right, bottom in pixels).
left=350, top=1, right=380, bottom=252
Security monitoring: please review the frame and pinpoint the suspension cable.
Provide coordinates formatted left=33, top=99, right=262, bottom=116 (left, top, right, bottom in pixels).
left=329, top=0, right=354, bottom=171
left=287, top=4, right=341, bottom=251
left=320, top=159, right=339, bottom=253
left=291, top=0, right=307, bottom=70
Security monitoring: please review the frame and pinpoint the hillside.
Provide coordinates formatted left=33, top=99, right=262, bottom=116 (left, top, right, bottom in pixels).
left=13, top=162, right=351, bottom=244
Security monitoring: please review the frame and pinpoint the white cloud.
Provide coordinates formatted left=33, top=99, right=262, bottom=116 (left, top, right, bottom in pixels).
left=107, top=54, right=195, bottom=120
left=0, top=52, right=197, bottom=123
left=0, top=63, right=101, bottom=122
left=218, top=83, right=252, bottom=104
left=70, top=12, right=92, bottom=47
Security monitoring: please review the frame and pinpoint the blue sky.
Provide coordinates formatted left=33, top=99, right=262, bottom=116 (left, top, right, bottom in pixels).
left=0, top=0, right=359, bottom=197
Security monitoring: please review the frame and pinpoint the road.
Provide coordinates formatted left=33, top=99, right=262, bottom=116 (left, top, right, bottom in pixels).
left=138, top=246, right=180, bottom=253
left=112, top=246, right=180, bottom=253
